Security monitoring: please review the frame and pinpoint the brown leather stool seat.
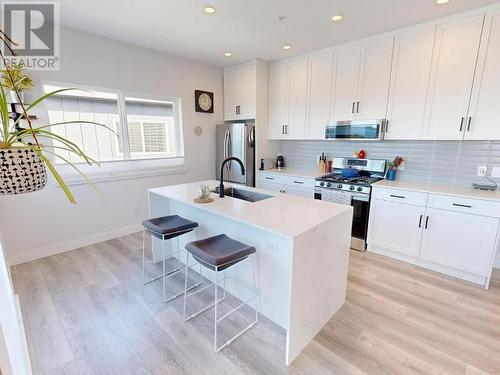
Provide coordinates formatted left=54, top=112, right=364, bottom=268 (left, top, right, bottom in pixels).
left=143, top=215, right=198, bottom=239
left=185, top=234, right=256, bottom=271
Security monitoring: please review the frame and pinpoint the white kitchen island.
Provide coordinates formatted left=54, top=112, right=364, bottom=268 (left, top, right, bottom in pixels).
left=148, top=181, right=353, bottom=365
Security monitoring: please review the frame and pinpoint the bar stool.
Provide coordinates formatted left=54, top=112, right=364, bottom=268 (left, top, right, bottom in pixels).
left=182, top=234, right=259, bottom=352
left=142, top=215, right=202, bottom=302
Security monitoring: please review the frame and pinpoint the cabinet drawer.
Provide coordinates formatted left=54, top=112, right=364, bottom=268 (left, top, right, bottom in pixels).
left=372, top=187, right=428, bottom=206
left=427, top=194, right=500, bottom=218
left=259, top=173, right=284, bottom=184
left=283, top=175, right=315, bottom=188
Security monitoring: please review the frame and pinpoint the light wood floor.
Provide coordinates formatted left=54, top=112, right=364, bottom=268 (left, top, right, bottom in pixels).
left=11, top=233, right=500, bottom=375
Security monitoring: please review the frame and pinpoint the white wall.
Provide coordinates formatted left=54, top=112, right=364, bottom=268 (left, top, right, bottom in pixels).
left=0, top=232, right=32, bottom=374
left=0, top=26, right=223, bottom=265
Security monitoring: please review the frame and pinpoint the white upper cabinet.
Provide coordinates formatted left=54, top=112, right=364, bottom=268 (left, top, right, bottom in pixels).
left=331, top=45, right=361, bottom=121
left=287, top=58, right=308, bottom=139
left=466, top=10, right=500, bottom=140
left=357, top=36, right=395, bottom=120
left=268, top=58, right=308, bottom=139
left=423, top=14, right=484, bottom=140
left=268, top=63, right=288, bottom=139
left=306, top=50, right=334, bottom=139
left=385, top=26, right=436, bottom=140
left=331, top=36, right=394, bottom=122
left=224, top=63, right=256, bottom=121
left=265, top=7, right=500, bottom=142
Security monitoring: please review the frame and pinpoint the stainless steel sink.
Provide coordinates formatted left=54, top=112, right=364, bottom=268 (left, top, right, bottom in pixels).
left=212, top=187, right=273, bottom=202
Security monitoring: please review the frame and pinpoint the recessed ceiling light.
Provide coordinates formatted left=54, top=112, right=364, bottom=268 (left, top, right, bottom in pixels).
left=224, top=52, right=232, bottom=57
left=331, top=15, right=343, bottom=22
left=203, top=6, right=216, bottom=14
left=436, top=0, right=449, bottom=4
left=282, top=44, right=292, bottom=50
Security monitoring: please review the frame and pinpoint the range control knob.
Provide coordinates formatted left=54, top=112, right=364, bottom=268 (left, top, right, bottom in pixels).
left=320, top=182, right=325, bottom=187
left=326, top=183, right=332, bottom=188
left=337, top=184, right=343, bottom=189
left=349, top=185, right=355, bottom=191
left=357, top=187, right=363, bottom=192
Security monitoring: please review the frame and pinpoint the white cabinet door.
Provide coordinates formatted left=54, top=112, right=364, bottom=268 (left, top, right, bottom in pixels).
left=224, top=68, right=238, bottom=121
left=269, top=63, right=288, bottom=139
left=331, top=45, right=361, bottom=121
left=282, top=185, right=314, bottom=198
left=423, top=15, right=484, bottom=140
left=357, top=36, right=394, bottom=120
left=466, top=11, right=500, bottom=140
left=306, top=50, right=333, bottom=139
left=287, top=58, right=308, bottom=139
left=368, top=199, right=426, bottom=258
left=258, top=180, right=283, bottom=193
left=223, top=64, right=256, bottom=121
left=420, top=208, right=498, bottom=276
left=386, top=26, right=436, bottom=140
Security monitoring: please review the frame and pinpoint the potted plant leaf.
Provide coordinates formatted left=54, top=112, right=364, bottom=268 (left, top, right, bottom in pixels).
left=0, top=34, right=115, bottom=203
left=0, top=61, right=33, bottom=104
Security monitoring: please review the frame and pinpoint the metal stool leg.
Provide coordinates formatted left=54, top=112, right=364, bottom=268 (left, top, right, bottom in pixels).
left=142, top=228, right=146, bottom=284
left=214, top=266, right=219, bottom=351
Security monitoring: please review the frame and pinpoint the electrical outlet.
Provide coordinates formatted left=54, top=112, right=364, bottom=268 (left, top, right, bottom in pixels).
left=477, top=166, right=487, bottom=177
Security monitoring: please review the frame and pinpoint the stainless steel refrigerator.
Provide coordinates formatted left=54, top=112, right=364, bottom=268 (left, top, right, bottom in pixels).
left=216, top=122, right=255, bottom=187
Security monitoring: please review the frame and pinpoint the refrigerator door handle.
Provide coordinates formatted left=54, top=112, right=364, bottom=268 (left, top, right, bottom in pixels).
left=227, top=130, right=232, bottom=171
left=223, top=129, right=229, bottom=173
left=248, top=126, right=255, bottom=147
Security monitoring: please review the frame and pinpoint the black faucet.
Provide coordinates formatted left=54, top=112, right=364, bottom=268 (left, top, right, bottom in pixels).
left=219, top=157, right=245, bottom=198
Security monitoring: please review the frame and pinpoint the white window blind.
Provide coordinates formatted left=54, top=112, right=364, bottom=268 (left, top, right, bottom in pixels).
left=43, top=84, right=183, bottom=164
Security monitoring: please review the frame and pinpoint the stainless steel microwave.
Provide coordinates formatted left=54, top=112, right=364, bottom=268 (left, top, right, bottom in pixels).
left=325, top=119, right=386, bottom=140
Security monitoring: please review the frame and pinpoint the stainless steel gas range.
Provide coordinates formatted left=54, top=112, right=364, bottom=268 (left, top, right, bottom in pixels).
left=314, top=157, right=387, bottom=251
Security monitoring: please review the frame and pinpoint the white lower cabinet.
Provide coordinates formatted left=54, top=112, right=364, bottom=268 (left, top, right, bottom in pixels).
left=368, top=186, right=500, bottom=288
left=419, top=208, right=499, bottom=276
left=257, top=172, right=314, bottom=198
left=368, top=199, right=425, bottom=258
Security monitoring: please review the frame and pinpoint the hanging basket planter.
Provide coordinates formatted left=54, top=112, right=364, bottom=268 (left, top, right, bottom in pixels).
left=0, top=148, right=47, bottom=195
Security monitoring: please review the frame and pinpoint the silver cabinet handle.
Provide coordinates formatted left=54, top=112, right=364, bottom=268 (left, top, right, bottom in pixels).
left=356, top=101, right=360, bottom=113
left=425, top=216, right=430, bottom=229
left=460, top=117, right=465, bottom=132
left=390, top=194, right=405, bottom=199
left=467, top=117, right=472, bottom=131
left=418, top=215, right=423, bottom=228
left=293, top=181, right=304, bottom=185
left=352, top=102, right=356, bottom=114
left=265, top=177, right=274, bottom=180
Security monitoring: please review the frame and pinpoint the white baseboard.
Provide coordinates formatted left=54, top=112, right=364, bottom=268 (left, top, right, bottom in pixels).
left=9, top=224, right=143, bottom=266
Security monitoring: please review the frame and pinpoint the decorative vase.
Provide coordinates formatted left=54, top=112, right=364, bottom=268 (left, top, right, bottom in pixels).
left=386, top=169, right=397, bottom=181
left=0, top=148, right=48, bottom=195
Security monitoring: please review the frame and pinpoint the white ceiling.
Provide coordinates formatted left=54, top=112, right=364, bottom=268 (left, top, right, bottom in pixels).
left=58, top=0, right=500, bottom=67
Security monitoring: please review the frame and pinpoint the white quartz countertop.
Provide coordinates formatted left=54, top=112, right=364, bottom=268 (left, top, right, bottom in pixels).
left=258, top=168, right=321, bottom=179
left=373, top=180, right=500, bottom=202
left=149, top=180, right=352, bottom=238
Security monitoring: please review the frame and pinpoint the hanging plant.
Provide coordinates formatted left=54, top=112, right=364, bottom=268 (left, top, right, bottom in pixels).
left=0, top=31, right=116, bottom=203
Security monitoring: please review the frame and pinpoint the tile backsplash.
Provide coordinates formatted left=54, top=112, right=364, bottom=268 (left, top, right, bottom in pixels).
left=278, top=140, right=500, bottom=187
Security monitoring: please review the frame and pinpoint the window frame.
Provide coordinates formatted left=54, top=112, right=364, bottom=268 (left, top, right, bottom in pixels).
left=40, top=80, right=186, bottom=184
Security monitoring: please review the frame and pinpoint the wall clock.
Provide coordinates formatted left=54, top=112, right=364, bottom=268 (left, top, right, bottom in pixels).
left=195, top=90, right=214, bottom=113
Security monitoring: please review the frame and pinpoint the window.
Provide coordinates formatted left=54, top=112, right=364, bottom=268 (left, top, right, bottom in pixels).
left=43, top=84, right=183, bottom=164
